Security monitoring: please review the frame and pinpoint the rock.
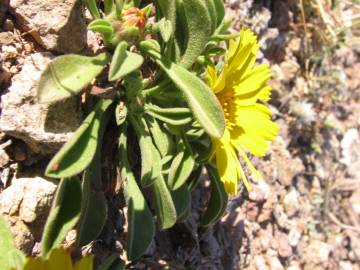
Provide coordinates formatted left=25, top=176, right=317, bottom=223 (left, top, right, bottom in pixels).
left=287, top=262, right=301, bottom=270
left=0, top=0, right=9, bottom=24
left=261, top=137, right=305, bottom=187
left=265, top=255, right=284, bottom=270
left=4, top=216, right=34, bottom=254
left=273, top=204, right=290, bottom=229
left=0, top=32, right=15, bottom=46
left=283, top=188, right=300, bottom=216
left=259, top=227, right=273, bottom=250
left=340, top=128, right=359, bottom=166
left=289, top=101, right=316, bottom=125
left=8, top=0, right=87, bottom=53
left=350, top=188, right=360, bottom=215
left=0, top=148, right=10, bottom=167
left=3, top=18, right=14, bottom=31
left=280, top=59, right=300, bottom=81
left=254, top=255, right=269, bottom=270
left=339, top=261, right=353, bottom=270
left=288, top=225, right=302, bottom=247
left=274, top=231, right=293, bottom=258
left=0, top=176, right=58, bottom=253
left=0, top=53, right=82, bottom=154
left=303, top=240, right=330, bottom=265
left=249, top=181, right=271, bottom=202
left=1, top=45, right=18, bottom=59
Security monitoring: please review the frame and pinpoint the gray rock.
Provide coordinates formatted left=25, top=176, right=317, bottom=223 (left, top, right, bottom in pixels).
left=0, top=176, right=58, bottom=253
left=0, top=53, right=82, bottom=154
left=9, top=0, right=87, bottom=53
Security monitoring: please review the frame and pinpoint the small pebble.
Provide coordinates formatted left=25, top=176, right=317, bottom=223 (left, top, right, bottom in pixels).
left=3, top=19, right=14, bottom=31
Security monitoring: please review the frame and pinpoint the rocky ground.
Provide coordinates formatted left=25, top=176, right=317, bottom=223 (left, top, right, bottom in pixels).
left=1, top=0, right=360, bottom=269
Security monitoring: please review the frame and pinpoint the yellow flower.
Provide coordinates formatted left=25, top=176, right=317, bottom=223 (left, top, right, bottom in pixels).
left=21, top=248, right=93, bottom=270
left=207, top=28, right=279, bottom=194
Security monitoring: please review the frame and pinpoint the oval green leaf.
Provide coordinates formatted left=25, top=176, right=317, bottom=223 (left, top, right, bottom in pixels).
left=168, top=143, right=195, bottom=190
left=171, top=183, right=191, bottom=222
left=201, top=164, right=228, bottom=226
left=41, top=177, right=82, bottom=257
left=37, top=53, right=110, bottom=103
left=119, top=131, right=155, bottom=261
left=153, top=57, right=225, bottom=139
left=109, top=42, right=144, bottom=82
left=45, top=99, right=113, bottom=178
left=76, top=150, right=107, bottom=247
left=152, top=173, right=177, bottom=230
left=178, top=0, right=212, bottom=68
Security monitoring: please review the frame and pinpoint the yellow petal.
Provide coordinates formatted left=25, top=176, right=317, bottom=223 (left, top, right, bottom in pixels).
left=74, top=255, right=94, bottom=270
left=233, top=64, right=271, bottom=96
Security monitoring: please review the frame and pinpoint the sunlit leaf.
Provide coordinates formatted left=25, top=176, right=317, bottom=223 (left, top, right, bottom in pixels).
left=38, top=53, right=110, bottom=103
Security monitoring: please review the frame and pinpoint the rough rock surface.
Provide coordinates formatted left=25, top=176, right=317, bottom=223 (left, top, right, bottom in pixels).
left=0, top=53, right=82, bottom=154
left=8, top=0, right=87, bottom=53
left=0, top=177, right=58, bottom=253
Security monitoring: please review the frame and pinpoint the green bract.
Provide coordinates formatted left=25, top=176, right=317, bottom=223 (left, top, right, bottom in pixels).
left=33, top=0, right=234, bottom=265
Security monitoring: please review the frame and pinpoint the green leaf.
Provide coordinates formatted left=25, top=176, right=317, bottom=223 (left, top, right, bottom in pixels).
left=190, top=135, right=212, bottom=163
left=143, top=52, right=225, bottom=139
left=37, top=53, right=110, bottom=103
left=139, top=39, right=161, bottom=54
left=152, top=174, right=177, bottom=230
left=145, top=103, right=193, bottom=126
left=0, top=215, right=25, bottom=270
left=146, top=116, right=174, bottom=158
left=168, top=141, right=195, bottom=190
left=88, top=19, right=113, bottom=44
left=156, top=0, right=176, bottom=32
left=213, top=0, right=225, bottom=25
left=76, top=151, right=107, bottom=247
left=123, top=73, right=144, bottom=97
left=186, top=127, right=205, bottom=141
left=204, top=0, right=217, bottom=32
left=115, top=102, right=128, bottom=126
left=8, top=250, right=26, bottom=270
left=98, top=254, right=125, bottom=270
left=130, top=115, right=161, bottom=187
left=173, top=0, right=188, bottom=60
left=109, top=42, right=127, bottom=80
left=45, top=99, right=113, bottom=178
left=201, top=164, right=228, bottom=226
left=119, top=130, right=155, bottom=261
left=109, top=42, right=144, bottom=81
left=41, top=177, right=82, bottom=257
left=104, top=0, right=114, bottom=15
left=212, top=19, right=232, bottom=37
left=83, top=0, right=101, bottom=19
left=114, top=0, right=124, bottom=18
left=171, top=183, right=191, bottom=222
left=187, top=165, right=203, bottom=192
left=178, top=0, right=212, bottom=68
left=157, top=18, right=173, bottom=42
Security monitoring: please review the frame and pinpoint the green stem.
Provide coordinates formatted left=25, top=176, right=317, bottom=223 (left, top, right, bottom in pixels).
left=142, top=80, right=171, bottom=97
